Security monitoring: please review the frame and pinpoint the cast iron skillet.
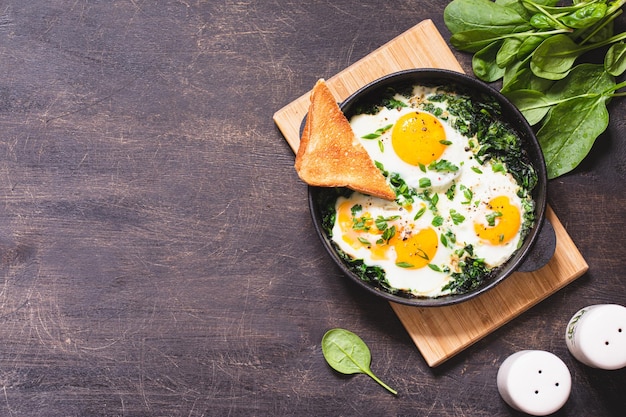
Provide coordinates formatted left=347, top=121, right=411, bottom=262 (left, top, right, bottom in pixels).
left=307, top=69, right=552, bottom=307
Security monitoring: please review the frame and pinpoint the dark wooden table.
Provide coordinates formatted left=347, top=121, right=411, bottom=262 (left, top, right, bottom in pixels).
left=0, top=1, right=624, bottom=416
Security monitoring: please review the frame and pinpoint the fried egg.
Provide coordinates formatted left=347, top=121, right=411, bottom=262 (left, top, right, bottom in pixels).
left=350, top=90, right=465, bottom=192
left=330, top=85, right=534, bottom=298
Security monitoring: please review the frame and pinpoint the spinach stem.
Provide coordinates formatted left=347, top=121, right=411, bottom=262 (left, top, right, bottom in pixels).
left=604, top=80, right=626, bottom=96
left=571, top=30, right=626, bottom=55
left=579, top=9, right=623, bottom=45
left=523, top=0, right=604, bottom=14
left=365, top=370, right=398, bottom=395
left=607, top=0, right=626, bottom=15
left=493, top=28, right=572, bottom=43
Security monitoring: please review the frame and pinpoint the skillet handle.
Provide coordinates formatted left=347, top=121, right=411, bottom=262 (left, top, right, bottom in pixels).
left=517, top=219, right=556, bottom=273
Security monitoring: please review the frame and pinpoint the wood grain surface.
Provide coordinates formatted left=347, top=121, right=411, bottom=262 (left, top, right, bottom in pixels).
left=0, top=1, right=624, bottom=416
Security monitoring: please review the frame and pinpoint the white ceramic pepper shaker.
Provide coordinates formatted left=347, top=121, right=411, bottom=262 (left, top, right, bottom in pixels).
left=497, top=350, right=571, bottom=416
left=565, top=304, right=626, bottom=370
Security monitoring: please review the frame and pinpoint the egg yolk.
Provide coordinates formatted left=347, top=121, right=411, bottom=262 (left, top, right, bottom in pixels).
left=336, top=201, right=394, bottom=260
left=394, top=227, right=438, bottom=269
left=337, top=201, right=366, bottom=249
left=474, top=196, right=521, bottom=245
left=391, top=111, right=447, bottom=166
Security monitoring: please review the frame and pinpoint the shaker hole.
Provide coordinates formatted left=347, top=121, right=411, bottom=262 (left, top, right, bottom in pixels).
left=535, top=390, right=539, bottom=394
left=605, top=341, right=610, bottom=345
left=555, top=382, right=560, bottom=387
left=538, top=370, right=542, bottom=374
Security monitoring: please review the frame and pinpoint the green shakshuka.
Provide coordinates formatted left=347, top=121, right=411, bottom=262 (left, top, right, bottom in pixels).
left=324, top=84, right=538, bottom=298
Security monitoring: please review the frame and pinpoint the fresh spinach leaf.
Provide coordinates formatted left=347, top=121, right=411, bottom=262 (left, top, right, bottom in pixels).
left=545, top=63, right=615, bottom=100
left=504, top=89, right=552, bottom=125
left=605, top=42, right=626, bottom=76
left=501, top=58, right=555, bottom=93
left=445, top=0, right=625, bottom=178
left=559, top=3, right=607, bottom=29
left=517, top=34, right=549, bottom=60
left=537, top=95, right=610, bottom=178
left=451, top=30, right=505, bottom=53
left=497, top=37, right=524, bottom=68
left=444, top=0, right=531, bottom=35
left=530, top=34, right=583, bottom=80
left=504, top=63, right=614, bottom=125
left=473, top=41, right=507, bottom=81
left=321, top=329, right=397, bottom=395
left=531, top=31, right=626, bottom=80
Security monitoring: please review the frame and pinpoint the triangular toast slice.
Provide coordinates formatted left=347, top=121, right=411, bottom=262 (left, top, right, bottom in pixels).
left=294, top=79, right=396, bottom=201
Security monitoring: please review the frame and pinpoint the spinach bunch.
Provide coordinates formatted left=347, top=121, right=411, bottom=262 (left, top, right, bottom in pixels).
left=444, top=0, right=626, bottom=178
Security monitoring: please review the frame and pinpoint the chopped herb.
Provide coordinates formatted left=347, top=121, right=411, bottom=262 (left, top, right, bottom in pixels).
left=414, top=248, right=430, bottom=260
left=375, top=215, right=400, bottom=231
left=460, top=184, right=473, bottom=205
left=384, top=98, right=407, bottom=110
left=396, top=262, right=414, bottom=268
left=419, top=177, right=432, bottom=188
left=446, top=183, right=456, bottom=200
left=471, top=166, right=483, bottom=174
left=431, top=193, right=439, bottom=208
left=432, top=215, right=444, bottom=227
left=352, top=215, right=372, bottom=231
left=440, top=230, right=457, bottom=249
left=362, top=123, right=393, bottom=140
left=486, top=211, right=503, bottom=227
left=414, top=207, right=426, bottom=220
left=378, top=225, right=397, bottom=244
left=454, top=244, right=474, bottom=259
left=428, top=159, right=459, bottom=172
left=419, top=189, right=439, bottom=211
left=428, top=264, right=442, bottom=272
left=444, top=229, right=456, bottom=246
left=439, top=139, right=452, bottom=145
left=492, top=162, right=505, bottom=173
left=450, top=209, right=465, bottom=225
left=389, top=173, right=417, bottom=204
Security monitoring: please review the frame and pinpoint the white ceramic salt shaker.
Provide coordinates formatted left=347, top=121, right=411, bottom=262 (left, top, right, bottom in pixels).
left=497, top=350, right=571, bottom=416
left=565, top=304, right=626, bottom=370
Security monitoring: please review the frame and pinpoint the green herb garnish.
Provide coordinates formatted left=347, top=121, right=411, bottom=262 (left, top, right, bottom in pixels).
left=361, top=123, right=393, bottom=140
left=486, top=211, right=503, bottom=227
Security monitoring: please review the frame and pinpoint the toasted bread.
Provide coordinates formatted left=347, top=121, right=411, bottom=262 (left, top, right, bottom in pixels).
left=294, top=79, right=396, bottom=201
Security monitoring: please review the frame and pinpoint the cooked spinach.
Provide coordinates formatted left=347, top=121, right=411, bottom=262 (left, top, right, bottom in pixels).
left=350, top=84, right=413, bottom=115
left=430, top=90, right=538, bottom=191
left=442, top=256, right=493, bottom=293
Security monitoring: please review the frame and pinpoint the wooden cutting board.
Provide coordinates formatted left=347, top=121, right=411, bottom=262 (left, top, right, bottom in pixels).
left=273, top=19, right=588, bottom=367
